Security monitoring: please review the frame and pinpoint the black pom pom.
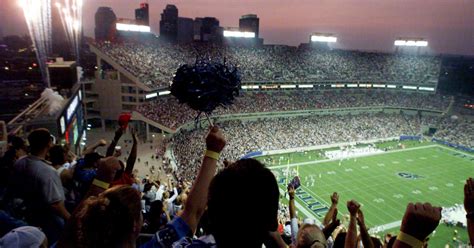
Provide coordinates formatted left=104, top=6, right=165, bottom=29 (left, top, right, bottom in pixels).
left=171, top=58, right=241, bottom=114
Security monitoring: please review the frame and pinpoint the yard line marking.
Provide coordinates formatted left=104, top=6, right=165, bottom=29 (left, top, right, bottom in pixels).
left=369, top=220, right=402, bottom=233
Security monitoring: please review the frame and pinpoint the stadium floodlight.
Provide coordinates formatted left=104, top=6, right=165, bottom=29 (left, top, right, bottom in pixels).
left=394, top=39, right=428, bottom=47
left=402, top=85, right=417, bottom=90
left=241, top=85, right=259, bottom=89
left=311, top=35, right=337, bottom=43
left=145, top=92, right=157, bottom=99
left=116, top=23, right=151, bottom=33
left=223, top=30, right=255, bottom=38
left=158, top=90, right=171, bottom=96
left=419, top=87, right=435, bottom=91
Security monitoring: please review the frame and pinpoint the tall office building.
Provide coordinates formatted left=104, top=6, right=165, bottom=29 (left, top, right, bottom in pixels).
left=159, top=5, right=178, bottom=43
left=200, top=17, right=222, bottom=42
left=95, top=7, right=117, bottom=41
left=239, top=14, right=259, bottom=38
left=178, top=17, right=194, bottom=44
left=135, top=3, right=149, bottom=26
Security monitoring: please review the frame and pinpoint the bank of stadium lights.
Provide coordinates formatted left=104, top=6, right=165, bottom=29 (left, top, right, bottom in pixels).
left=394, top=39, right=428, bottom=47
left=116, top=23, right=151, bottom=33
left=311, top=34, right=337, bottom=43
left=223, top=30, right=255, bottom=38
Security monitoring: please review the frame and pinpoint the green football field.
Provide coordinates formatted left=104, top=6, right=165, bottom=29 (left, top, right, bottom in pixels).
left=257, top=142, right=474, bottom=246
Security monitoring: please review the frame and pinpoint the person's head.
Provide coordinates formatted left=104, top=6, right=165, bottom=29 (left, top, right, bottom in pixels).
left=83, top=153, right=103, bottom=169
left=28, top=128, right=53, bottom=156
left=0, top=226, right=48, bottom=248
left=296, top=224, right=327, bottom=248
left=143, top=183, right=153, bottom=193
left=49, top=145, right=67, bottom=166
left=74, top=185, right=142, bottom=247
left=207, top=158, right=279, bottom=247
left=147, top=200, right=165, bottom=231
left=9, top=135, right=27, bottom=158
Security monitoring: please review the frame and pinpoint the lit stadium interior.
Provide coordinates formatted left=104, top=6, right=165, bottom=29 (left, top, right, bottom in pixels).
left=0, top=1, right=473, bottom=247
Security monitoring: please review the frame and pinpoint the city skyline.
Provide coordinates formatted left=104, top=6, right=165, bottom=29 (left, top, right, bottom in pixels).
left=1, top=0, right=473, bottom=55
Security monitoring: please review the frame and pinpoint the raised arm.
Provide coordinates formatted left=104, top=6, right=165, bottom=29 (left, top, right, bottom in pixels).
left=168, top=186, right=179, bottom=203
left=125, top=130, right=138, bottom=174
left=180, top=126, right=226, bottom=234
left=288, top=185, right=297, bottom=219
left=106, top=128, right=124, bottom=157
left=357, top=209, right=374, bottom=248
left=323, top=192, right=339, bottom=226
left=82, top=139, right=107, bottom=155
left=464, top=178, right=474, bottom=245
left=393, top=202, right=441, bottom=248
left=345, top=200, right=360, bottom=248
left=322, top=208, right=340, bottom=239
left=288, top=185, right=299, bottom=245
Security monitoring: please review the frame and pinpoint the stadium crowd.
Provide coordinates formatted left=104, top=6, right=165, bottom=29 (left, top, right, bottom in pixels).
left=137, top=90, right=451, bottom=129
left=95, top=41, right=441, bottom=88
left=0, top=124, right=473, bottom=247
left=434, top=117, right=474, bottom=149
left=170, top=113, right=451, bottom=181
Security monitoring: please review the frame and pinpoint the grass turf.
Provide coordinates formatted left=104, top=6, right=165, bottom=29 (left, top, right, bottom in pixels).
left=259, top=143, right=474, bottom=247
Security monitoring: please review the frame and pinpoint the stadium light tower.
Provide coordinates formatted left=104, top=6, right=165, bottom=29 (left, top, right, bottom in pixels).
left=394, top=38, right=428, bottom=55
left=310, top=33, right=337, bottom=49
left=310, top=33, right=337, bottom=43
left=394, top=38, right=428, bottom=47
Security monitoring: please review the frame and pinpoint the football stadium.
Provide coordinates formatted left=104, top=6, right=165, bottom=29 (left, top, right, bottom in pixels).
left=0, top=1, right=473, bottom=247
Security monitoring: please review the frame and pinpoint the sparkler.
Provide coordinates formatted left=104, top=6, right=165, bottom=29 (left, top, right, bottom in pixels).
left=19, top=0, right=52, bottom=87
left=55, top=0, right=83, bottom=62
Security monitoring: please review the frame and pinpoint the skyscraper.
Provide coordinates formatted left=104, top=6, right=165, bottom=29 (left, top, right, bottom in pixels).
left=135, top=3, right=149, bottom=26
left=200, top=17, right=222, bottom=42
left=95, top=7, right=117, bottom=41
left=239, top=14, right=259, bottom=38
left=178, top=17, right=194, bottom=44
left=159, top=5, right=178, bottom=43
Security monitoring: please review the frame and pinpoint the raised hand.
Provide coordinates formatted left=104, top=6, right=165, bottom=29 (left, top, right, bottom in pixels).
left=206, top=126, right=226, bottom=153
left=331, top=192, right=339, bottom=206
left=347, top=200, right=360, bottom=216
left=399, top=202, right=441, bottom=241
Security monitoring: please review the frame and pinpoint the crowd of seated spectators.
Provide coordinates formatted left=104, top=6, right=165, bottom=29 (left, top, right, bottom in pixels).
left=170, top=113, right=472, bottom=183
left=95, top=41, right=441, bottom=88
left=137, top=90, right=451, bottom=129
left=0, top=124, right=473, bottom=247
left=434, top=117, right=474, bottom=149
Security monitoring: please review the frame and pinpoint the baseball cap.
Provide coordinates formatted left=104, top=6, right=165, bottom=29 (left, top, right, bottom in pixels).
left=0, top=226, right=46, bottom=248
